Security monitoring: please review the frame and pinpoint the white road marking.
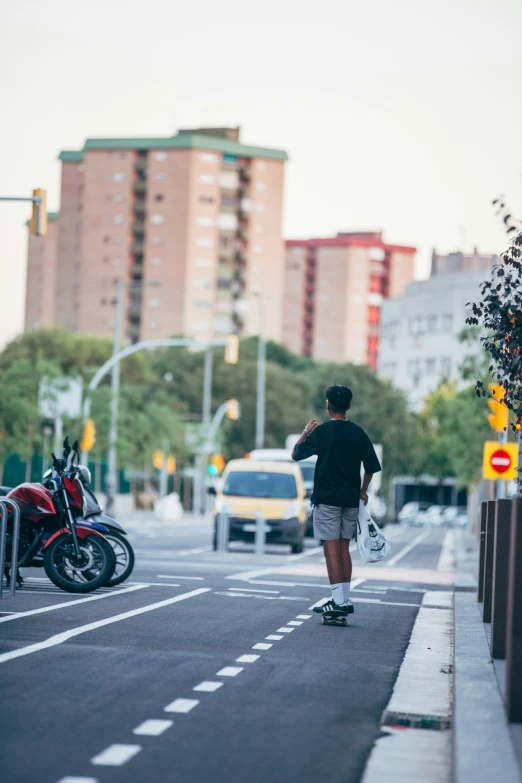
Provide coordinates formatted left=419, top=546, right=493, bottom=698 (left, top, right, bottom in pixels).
left=287, top=620, right=303, bottom=626
left=214, top=591, right=309, bottom=602
left=247, top=579, right=330, bottom=588
left=253, top=643, right=272, bottom=650
left=236, top=654, right=260, bottom=663
left=308, top=577, right=366, bottom=610
left=165, top=698, right=200, bottom=713
left=352, top=598, right=420, bottom=608
left=133, top=719, right=173, bottom=736
left=0, top=584, right=148, bottom=624
left=226, top=568, right=274, bottom=581
left=91, top=744, right=142, bottom=766
left=193, top=681, right=223, bottom=692
left=227, top=587, right=280, bottom=594
left=386, top=531, right=431, bottom=567
left=296, top=614, right=312, bottom=619
left=266, top=635, right=284, bottom=640
left=128, top=582, right=181, bottom=587
left=0, top=588, right=211, bottom=664
left=276, top=627, right=294, bottom=633
left=217, top=666, right=243, bottom=677
left=287, top=546, right=323, bottom=561
left=156, top=575, right=205, bottom=580
left=55, top=777, right=98, bottom=783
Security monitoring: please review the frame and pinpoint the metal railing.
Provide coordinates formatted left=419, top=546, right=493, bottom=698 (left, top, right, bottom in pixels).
left=215, top=508, right=268, bottom=555
left=0, top=499, right=21, bottom=598
left=477, top=497, right=522, bottom=722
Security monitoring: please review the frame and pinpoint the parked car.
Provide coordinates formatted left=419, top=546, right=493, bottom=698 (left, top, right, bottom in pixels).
left=209, top=459, right=308, bottom=553
left=397, top=501, right=433, bottom=525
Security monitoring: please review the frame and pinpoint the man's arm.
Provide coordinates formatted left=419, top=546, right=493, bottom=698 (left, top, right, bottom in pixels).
left=292, top=420, right=319, bottom=461
left=360, top=433, right=381, bottom=505
left=360, top=473, right=373, bottom=505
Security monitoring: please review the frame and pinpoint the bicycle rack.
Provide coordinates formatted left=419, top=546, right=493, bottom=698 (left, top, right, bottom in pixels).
left=0, top=498, right=21, bottom=598
left=215, top=507, right=267, bottom=554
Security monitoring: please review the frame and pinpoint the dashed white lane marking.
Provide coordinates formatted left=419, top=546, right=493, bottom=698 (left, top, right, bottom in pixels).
left=130, top=582, right=181, bottom=587
left=308, top=578, right=366, bottom=610
left=386, top=531, right=431, bottom=567
left=277, top=627, right=294, bottom=633
left=287, top=620, right=303, bottom=626
left=266, top=635, right=284, bottom=641
left=193, top=681, right=223, bottom=692
left=214, top=592, right=309, bottom=602
left=247, top=579, right=331, bottom=588
left=227, top=587, right=280, bottom=594
left=253, top=643, right=272, bottom=650
left=296, top=614, right=312, bottom=619
left=91, top=744, right=142, bottom=766
left=133, top=719, right=173, bottom=736
left=217, top=666, right=243, bottom=677
left=157, top=575, right=205, bottom=580
left=55, top=777, right=98, bottom=783
left=0, top=584, right=148, bottom=624
left=236, top=654, right=260, bottom=663
left=0, top=588, right=211, bottom=665
left=165, top=698, right=199, bottom=713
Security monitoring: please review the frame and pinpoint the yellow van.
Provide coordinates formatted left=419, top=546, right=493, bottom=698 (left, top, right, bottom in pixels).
left=210, top=459, right=308, bottom=553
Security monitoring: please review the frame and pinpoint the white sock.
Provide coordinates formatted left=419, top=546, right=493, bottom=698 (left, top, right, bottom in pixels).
left=330, top=583, right=343, bottom=604
left=342, top=582, right=351, bottom=602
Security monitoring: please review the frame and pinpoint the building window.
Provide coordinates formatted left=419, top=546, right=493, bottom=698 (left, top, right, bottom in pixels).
left=427, top=314, right=438, bottom=333
left=103, top=235, right=111, bottom=244
left=255, top=224, right=264, bottom=233
left=155, top=194, right=164, bottom=202
left=149, top=320, right=159, bottom=328
left=196, top=216, right=214, bottom=227
left=113, top=257, right=122, bottom=266
left=156, top=173, right=166, bottom=182
left=195, top=322, right=210, bottom=331
left=440, top=357, right=451, bottom=376
left=199, top=153, right=218, bottom=163
left=196, top=258, right=212, bottom=267
left=113, top=173, right=126, bottom=183
left=254, top=244, right=263, bottom=254
left=426, top=358, right=436, bottom=375
left=114, top=215, right=125, bottom=224
left=256, top=182, right=267, bottom=192
left=256, top=161, right=267, bottom=170
left=152, top=236, right=163, bottom=246
left=114, top=236, right=123, bottom=245
left=149, top=298, right=161, bottom=308
left=199, top=195, right=214, bottom=204
left=256, top=203, right=266, bottom=212
left=105, top=194, right=112, bottom=202
left=155, top=152, right=167, bottom=162
left=196, top=237, right=213, bottom=248
left=199, top=174, right=216, bottom=185
left=119, top=153, right=126, bottom=160
left=194, top=280, right=210, bottom=289
left=115, top=194, right=126, bottom=203
left=151, top=215, right=164, bottom=225
left=441, top=313, right=453, bottom=332
left=152, top=257, right=162, bottom=266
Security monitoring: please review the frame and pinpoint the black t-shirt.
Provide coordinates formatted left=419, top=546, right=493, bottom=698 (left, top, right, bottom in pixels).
left=293, top=420, right=381, bottom=508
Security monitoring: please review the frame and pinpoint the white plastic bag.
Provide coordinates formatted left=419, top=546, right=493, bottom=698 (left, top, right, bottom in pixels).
left=356, top=500, right=390, bottom=563
left=153, top=492, right=183, bottom=522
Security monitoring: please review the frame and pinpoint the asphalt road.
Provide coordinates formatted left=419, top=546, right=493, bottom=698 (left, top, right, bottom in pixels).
left=0, top=520, right=451, bottom=783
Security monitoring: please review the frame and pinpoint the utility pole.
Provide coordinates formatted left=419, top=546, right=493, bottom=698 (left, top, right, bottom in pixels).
left=105, top=279, right=124, bottom=516
left=194, top=347, right=214, bottom=516
left=253, top=290, right=266, bottom=449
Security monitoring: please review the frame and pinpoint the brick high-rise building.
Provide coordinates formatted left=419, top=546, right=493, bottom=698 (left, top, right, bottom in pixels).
left=283, top=232, right=416, bottom=369
left=25, top=213, right=59, bottom=331
left=27, top=128, right=287, bottom=344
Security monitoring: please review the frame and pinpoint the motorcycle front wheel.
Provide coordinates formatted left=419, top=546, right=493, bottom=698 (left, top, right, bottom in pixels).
left=43, top=533, right=116, bottom=593
left=103, top=532, right=135, bottom=587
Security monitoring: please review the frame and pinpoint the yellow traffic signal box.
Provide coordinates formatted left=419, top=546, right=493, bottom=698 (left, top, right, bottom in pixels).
left=488, top=384, right=508, bottom=432
left=80, top=418, right=96, bottom=452
left=225, top=399, right=240, bottom=420
left=30, top=188, right=48, bottom=236
left=224, top=334, right=239, bottom=364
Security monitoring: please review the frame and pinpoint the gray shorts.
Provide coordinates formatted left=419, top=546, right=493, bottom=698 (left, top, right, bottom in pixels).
left=313, top=504, right=358, bottom=540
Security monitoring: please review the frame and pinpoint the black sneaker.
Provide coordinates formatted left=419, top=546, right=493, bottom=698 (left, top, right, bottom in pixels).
left=313, top=599, right=346, bottom=615
left=339, top=599, right=355, bottom=615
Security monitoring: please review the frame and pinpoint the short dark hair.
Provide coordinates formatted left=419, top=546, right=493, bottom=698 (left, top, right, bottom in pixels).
left=325, top=384, right=353, bottom=413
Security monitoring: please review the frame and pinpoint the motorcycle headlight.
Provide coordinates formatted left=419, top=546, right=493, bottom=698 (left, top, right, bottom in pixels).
left=78, top=465, right=92, bottom=486
left=282, top=502, right=300, bottom=520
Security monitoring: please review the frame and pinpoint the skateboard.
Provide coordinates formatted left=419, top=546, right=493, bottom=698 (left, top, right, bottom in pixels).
left=321, top=609, right=348, bottom=626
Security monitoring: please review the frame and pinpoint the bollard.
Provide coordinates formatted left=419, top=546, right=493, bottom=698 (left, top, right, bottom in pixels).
left=216, top=509, right=230, bottom=552
left=505, top=496, right=522, bottom=722
left=254, top=510, right=266, bottom=556
left=478, top=501, right=488, bottom=602
left=482, top=500, right=496, bottom=623
left=0, top=502, right=7, bottom=599
left=490, top=499, right=512, bottom=659
left=0, top=499, right=20, bottom=598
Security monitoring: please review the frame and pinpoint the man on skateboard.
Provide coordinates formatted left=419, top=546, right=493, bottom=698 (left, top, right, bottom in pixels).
left=292, top=385, right=381, bottom=618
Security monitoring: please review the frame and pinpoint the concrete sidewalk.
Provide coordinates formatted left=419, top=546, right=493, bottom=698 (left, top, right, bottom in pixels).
left=453, top=531, right=522, bottom=783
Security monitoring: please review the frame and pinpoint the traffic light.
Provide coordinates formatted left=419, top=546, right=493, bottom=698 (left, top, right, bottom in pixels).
left=30, top=188, right=47, bottom=236
left=488, top=384, right=508, bottom=432
left=166, top=455, right=177, bottom=475
left=152, top=450, right=164, bottom=469
left=224, top=334, right=239, bottom=364
left=80, top=418, right=96, bottom=452
left=225, top=399, right=240, bottom=420
left=209, top=454, right=226, bottom=475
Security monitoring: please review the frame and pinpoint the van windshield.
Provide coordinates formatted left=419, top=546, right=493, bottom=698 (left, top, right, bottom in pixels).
left=223, top=472, right=297, bottom=499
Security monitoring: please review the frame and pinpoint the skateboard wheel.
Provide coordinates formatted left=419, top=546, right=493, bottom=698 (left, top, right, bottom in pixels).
left=321, top=617, right=327, bottom=624
left=342, top=618, right=347, bottom=626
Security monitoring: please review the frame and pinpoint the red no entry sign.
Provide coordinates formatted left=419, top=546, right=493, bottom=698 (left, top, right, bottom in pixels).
left=490, top=449, right=512, bottom=474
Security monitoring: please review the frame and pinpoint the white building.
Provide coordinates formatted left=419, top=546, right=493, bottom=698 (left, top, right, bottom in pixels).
left=378, top=270, right=488, bottom=411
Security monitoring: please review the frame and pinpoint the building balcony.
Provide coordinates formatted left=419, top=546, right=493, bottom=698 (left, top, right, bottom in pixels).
left=133, top=180, right=147, bottom=194
left=128, top=303, right=142, bottom=318
left=134, top=158, right=148, bottom=172
left=133, top=219, right=145, bottom=234
left=133, top=197, right=146, bottom=213
left=131, top=240, right=144, bottom=254
left=130, top=264, right=144, bottom=276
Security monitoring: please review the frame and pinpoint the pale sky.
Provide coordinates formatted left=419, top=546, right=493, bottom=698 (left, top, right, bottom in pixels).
left=1, top=0, right=521, bottom=348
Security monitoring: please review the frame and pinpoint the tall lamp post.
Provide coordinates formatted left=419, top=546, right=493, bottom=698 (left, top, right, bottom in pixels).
left=252, top=288, right=266, bottom=450
left=105, top=279, right=159, bottom=515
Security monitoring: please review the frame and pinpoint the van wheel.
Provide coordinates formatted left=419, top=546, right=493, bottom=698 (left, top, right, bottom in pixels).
left=291, top=537, right=304, bottom=555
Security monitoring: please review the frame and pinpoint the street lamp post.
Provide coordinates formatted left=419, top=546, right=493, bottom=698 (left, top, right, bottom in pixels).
left=253, top=290, right=266, bottom=450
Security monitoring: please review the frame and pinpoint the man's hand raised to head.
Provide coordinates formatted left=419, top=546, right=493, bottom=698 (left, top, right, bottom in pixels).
left=304, top=420, right=319, bottom=435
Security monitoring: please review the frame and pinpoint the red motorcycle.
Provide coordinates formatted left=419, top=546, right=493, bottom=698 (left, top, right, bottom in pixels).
left=3, top=437, right=115, bottom=593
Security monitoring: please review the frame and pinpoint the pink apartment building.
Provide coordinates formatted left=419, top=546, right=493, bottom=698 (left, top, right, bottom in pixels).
left=283, top=232, right=416, bottom=369
left=27, top=128, right=287, bottom=344
left=25, top=213, right=59, bottom=330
